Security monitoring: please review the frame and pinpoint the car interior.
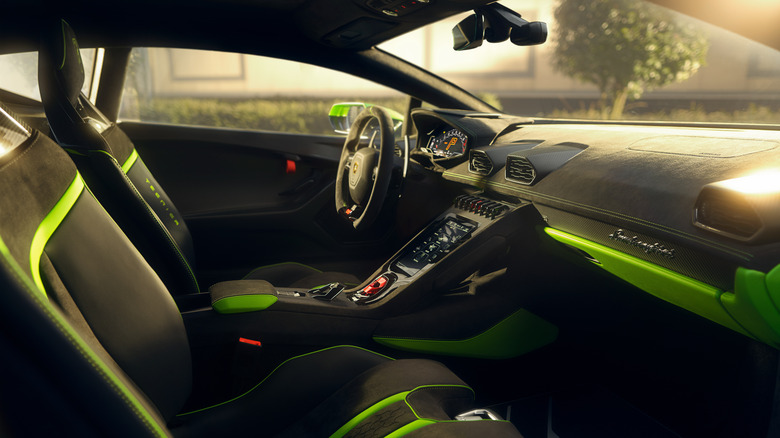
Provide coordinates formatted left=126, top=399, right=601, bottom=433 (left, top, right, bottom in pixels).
left=1, top=0, right=779, bottom=437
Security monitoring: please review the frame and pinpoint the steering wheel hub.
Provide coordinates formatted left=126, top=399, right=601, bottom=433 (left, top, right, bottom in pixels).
left=348, top=147, right=378, bottom=205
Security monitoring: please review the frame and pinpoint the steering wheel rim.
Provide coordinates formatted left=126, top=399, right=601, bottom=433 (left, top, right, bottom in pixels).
left=334, top=106, right=395, bottom=230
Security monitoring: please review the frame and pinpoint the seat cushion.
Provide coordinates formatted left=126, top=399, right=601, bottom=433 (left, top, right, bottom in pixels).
left=171, top=346, right=472, bottom=438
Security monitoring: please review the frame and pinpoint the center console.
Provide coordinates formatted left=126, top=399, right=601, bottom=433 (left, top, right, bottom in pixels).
left=350, top=215, right=477, bottom=304
left=186, top=193, right=533, bottom=319
left=222, top=192, right=531, bottom=317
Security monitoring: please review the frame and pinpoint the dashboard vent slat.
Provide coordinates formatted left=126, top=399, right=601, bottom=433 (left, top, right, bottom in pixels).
left=505, top=155, right=536, bottom=184
left=469, top=150, right=494, bottom=175
left=694, top=189, right=762, bottom=239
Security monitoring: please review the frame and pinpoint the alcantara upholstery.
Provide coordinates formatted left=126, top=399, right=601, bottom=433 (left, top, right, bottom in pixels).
left=0, top=105, right=521, bottom=436
left=38, top=19, right=360, bottom=294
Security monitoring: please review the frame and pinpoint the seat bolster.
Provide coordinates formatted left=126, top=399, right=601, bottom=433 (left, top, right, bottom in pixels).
left=45, top=191, right=192, bottom=420
left=172, top=346, right=392, bottom=437
left=76, top=150, right=199, bottom=294
left=125, top=154, right=196, bottom=267
left=277, top=358, right=470, bottom=437
left=0, top=131, right=77, bottom=280
left=101, top=124, right=136, bottom=165
left=403, top=420, right=523, bottom=437
left=0, top=237, right=169, bottom=438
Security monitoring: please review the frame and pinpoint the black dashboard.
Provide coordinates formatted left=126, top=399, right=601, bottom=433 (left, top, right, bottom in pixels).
left=409, top=107, right=780, bottom=349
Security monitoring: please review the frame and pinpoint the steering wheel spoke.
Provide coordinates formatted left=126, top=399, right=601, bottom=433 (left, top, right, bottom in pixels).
left=334, top=106, right=396, bottom=230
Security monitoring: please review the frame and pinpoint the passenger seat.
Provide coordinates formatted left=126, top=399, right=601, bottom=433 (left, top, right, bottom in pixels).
left=37, top=19, right=360, bottom=294
left=0, top=103, right=521, bottom=437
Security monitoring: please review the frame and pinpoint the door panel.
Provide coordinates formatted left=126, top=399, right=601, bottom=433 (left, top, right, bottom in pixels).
left=119, top=121, right=395, bottom=285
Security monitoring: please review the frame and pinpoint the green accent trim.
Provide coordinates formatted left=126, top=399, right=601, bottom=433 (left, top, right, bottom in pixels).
left=329, top=102, right=366, bottom=118
left=722, top=265, right=780, bottom=347
left=177, top=345, right=395, bottom=416
left=30, top=174, right=85, bottom=297
left=93, top=149, right=200, bottom=292
left=329, top=102, right=404, bottom=123
left=121, top=148, right=139, bottom=173
left=330, top=392, right=410, bottom=438
left=384, top=419, right=437, bottom=438
left=330, top=384, right=473, bottom=438
left=544, top=227, right=750, bottom=336
left=212, top=294, right=278, bottom=314
left=58, top=20, right=67, bottom=70
left=63, top=147, right=88, bottom=157
left=373, top=309, right=558, bottom=359
left=442, top=170, right=752, bottom=261
left=0, top=235, right=167, bottom=436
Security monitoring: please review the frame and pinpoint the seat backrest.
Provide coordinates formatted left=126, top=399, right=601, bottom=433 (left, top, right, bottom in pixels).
left=38, top=19, right=199, bottom=294
left=0, top=103, right=191, bottom=425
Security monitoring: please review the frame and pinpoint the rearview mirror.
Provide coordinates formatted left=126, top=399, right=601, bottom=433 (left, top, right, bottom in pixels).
left=452, top=13, right=484, bottom=51
left=452, top=3, right=547, bottom=51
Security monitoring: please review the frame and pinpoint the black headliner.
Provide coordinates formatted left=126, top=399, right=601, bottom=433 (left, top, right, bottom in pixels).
left=3, top=0, right=778, bottom=56
left=0, top=0, right=492, bottom=55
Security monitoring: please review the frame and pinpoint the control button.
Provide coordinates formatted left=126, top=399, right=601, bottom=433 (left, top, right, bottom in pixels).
left=489, top=205, right=509, bottom=219
left=362, top=275, right=389, bottom=296
left=308, top=282, right=338, bottom=295
left=313, top=284, right=344, bottom=301
left=412, top=252, right=429, bottom=264
left=479, top=202, right=497, bottom=216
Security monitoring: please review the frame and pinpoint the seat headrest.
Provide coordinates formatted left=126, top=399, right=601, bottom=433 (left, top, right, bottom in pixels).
left=41, top=19, right=84, bottom=106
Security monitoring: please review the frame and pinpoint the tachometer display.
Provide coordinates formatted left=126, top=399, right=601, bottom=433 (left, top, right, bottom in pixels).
left=427, top=127, right=469, bottom=158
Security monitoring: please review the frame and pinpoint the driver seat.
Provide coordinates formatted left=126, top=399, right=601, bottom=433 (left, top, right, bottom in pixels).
left=38, top=19, right=360, bottom=294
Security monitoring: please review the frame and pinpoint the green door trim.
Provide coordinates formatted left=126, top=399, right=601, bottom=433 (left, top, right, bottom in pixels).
left=373, top=308, right=558, bottom=359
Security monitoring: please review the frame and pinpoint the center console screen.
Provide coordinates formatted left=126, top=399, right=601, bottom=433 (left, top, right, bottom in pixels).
left=394, top=217, right=476, bottom=275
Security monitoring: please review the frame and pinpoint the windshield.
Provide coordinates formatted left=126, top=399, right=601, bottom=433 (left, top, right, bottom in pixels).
left=380, top=0, right=780, bottom=124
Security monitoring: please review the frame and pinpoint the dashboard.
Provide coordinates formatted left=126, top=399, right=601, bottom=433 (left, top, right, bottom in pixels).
left=409, top=107, right=780, bottom=349
left=412, top=108, right=532, bottom=164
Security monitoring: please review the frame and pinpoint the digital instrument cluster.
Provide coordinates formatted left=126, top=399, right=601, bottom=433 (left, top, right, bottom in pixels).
left=426, top=127, right=469, bottom=158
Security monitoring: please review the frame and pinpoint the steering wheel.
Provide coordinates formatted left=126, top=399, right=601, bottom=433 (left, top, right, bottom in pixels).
left=335, top=106, right=395, bottom=230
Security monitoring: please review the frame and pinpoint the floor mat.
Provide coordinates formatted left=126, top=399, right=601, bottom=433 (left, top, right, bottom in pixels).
left=489, top=384, right=680, bottom=438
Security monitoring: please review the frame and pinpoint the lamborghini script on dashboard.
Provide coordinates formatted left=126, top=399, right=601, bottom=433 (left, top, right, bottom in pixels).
left=608, top=229, right=677, bottom=260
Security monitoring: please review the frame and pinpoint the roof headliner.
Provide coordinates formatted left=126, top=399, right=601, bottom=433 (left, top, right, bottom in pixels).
left=1, top=0, right=778, bottom=55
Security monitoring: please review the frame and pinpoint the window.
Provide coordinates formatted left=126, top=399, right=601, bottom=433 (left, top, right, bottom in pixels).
left=0, top=50, right=98, bottom=102
left=380, top=0, right=780, bottom=123
left=119, top=48, right=405, bottom=135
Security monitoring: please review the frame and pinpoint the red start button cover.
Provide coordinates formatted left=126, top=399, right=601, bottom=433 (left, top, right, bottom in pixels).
left=362, top=275, right=389, bottom=295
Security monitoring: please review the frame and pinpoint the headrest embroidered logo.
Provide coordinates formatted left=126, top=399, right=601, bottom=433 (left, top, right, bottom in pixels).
left=608, top=229, right=676, bottom=259
left=353, top=162, right=359, bottom=173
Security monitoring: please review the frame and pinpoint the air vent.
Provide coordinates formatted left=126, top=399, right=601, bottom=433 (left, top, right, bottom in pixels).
left=505, top=155, right=536, bottom=184
left=505, top=143, right=586, bottom=186
left=469, top=150, right=493, bottom=175
left=694, top=188, right=762, bottom=239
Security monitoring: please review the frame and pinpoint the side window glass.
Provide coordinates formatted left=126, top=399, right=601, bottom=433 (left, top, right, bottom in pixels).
left=119, top=48, right=405, bottom=135
left=0, top=50, right=98, bottom=102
